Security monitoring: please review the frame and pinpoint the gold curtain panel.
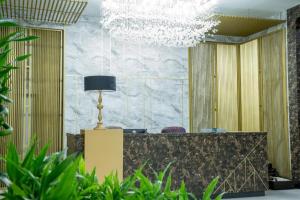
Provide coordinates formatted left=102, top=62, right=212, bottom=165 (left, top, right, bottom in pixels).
left=189, top=29, right=290, bottom=178
left=0, top=0, right=88, bottom=25
left=240, top=40, right=260, bottom=131
left=260, top=30, right=290, bottom=178
left=216, top=44, right=239, bottom=131
left=189, top=43, right=216, bottom=132
left=189, top=42, right=239, bottom=132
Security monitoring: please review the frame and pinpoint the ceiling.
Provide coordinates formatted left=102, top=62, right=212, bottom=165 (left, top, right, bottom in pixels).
left=83, top=0, right=300, bottom=19
left=216, top=15, right=285, bottom=36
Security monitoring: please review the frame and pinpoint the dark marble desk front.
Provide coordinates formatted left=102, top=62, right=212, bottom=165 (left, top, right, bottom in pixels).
left=67, top=132, right=268, bottom=197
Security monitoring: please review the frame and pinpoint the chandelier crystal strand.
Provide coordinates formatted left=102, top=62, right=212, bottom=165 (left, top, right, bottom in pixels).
left=101, top=0, right=219, bottom=47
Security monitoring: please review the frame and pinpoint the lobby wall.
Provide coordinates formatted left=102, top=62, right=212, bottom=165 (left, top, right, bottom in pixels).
left=64, top=16, right=189, bottom=134
left=287, top=4, right=300, bottom=181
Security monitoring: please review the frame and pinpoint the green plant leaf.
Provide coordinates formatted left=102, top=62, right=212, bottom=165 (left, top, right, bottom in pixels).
left=6, top=143, right=21, bottom=182
left=0, top=124, right=13, bottom=136
left=15, top=54, right=32, bottom=62
left=44, top=158, right=79, bottom=200
left=0, top=94, right=13, bottom=103
left=0, top=104, right=9, bottom=116
left=202, top=177, right=220, bottom=200
left=40, top=154, right=77, bottom=194
left=0, top=64, right=18, bottom=70
left=21, top=141, right=36, bottom=169
left=215, top=193, right=225, bottom=200
left=11, top=183, right=26, bottom=196
left=32, top=144, right=49, bottom=175
left=12, top=35, right=39, bottom=42
left=0, top=48, right=12, bottom=66
left=0, top=20, right=18, bottom=27
left=78, top=156, right=85, bottom=174
left=0, top=31, right=20, bottom=48
left=0, top=172, right=12, bottom=186
left=164, top=174, right=172, bottom=194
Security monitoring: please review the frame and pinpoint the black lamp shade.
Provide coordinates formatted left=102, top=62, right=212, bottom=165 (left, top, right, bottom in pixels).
left=84, top=76, right=116, bottom=91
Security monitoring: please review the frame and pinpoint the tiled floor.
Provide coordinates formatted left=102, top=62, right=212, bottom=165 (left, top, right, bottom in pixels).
left=227, top=190, right=300, bottom=200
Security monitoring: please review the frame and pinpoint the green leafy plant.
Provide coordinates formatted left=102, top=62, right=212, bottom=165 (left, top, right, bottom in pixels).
left=0, top=142, right=79, bottom=199
left=0, top=142, right=223, bottom=200
left=202, top=177, right=223, bottom=200
left=0, top=0, right=39, bottom=136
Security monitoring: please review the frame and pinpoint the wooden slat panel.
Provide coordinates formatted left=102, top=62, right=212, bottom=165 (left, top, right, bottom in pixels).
left=0, top=0, right=88, bottom=25
left=216, top=44, right=239, bottom=131
left=260, top=30, right=290, bottom=178
left=0, top=27, right=26, bottom=171
left=189, top=43, right=216, bottom=132
left=0, top=27, right=64, bottom=166
left=31, top=29, right=63, bottom=153
left=240, top=40, right=260, bottom=131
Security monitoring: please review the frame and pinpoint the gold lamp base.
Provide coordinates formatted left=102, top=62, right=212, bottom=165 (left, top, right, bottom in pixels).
left=94, top=91, right=105, bottom=130
left=94, top=123, right=105, bottom=130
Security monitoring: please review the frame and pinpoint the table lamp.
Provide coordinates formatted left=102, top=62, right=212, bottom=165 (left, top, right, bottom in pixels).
left=84, top=75, right=116, bottom=129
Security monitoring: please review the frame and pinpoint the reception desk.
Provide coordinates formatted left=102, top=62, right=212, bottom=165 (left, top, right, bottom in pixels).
left=67, top=132, right=268, bottom=198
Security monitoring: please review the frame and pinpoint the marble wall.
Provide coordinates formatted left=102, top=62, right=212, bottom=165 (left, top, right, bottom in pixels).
left=287, top=5, right=300, bottom=182
left=64, top=17, right=189, bottom=134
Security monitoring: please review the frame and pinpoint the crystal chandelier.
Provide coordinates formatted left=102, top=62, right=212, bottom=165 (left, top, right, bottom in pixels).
left=101, top=0, right=219, bottom=47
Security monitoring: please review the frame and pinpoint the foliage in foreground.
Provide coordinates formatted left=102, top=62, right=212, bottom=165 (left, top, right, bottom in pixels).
left=0, top=0, right=39, bottom=136
left=0, top=142, right=223, bottom=200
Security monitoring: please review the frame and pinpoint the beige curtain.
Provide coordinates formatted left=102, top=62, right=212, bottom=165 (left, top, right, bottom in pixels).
left=240, top=40, right=260, bottom=131
left=189, top=43, right=216, bottom=132
left=260, top=30, right=290, bottom=178
left=190, top=43, right=239, bottom=132
left=216, top=44, right=239, bottom=131
left=189, top=29, right=290, bottom=177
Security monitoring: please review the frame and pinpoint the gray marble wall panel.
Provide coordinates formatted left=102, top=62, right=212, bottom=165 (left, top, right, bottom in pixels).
left=287, top=4, right=300, bottom=181
left=64, top=17, right=189, bottom=134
